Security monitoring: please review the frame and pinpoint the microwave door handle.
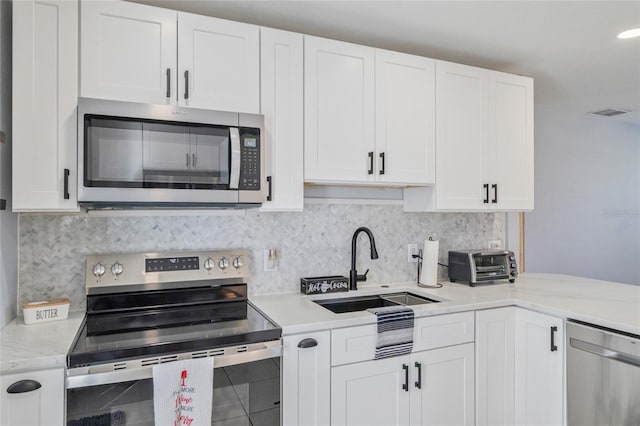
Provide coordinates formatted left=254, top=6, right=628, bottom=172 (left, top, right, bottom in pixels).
left=229, top=128, right=241, bottom=189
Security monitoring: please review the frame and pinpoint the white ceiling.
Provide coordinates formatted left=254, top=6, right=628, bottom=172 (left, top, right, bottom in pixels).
left=137, top=0, right=640, bottom=125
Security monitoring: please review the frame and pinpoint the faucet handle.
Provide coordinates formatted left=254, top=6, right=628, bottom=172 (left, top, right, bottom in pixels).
left=357, top=269, right=370, bottom=282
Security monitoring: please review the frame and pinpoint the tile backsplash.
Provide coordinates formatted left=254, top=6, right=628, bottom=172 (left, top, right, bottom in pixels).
left=19, top=203, right=505, bottom=310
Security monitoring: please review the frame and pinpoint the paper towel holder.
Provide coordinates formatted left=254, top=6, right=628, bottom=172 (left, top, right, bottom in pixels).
left=412, top=238, right=443, bottom=289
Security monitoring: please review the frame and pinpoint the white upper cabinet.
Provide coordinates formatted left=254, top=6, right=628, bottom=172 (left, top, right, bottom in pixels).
left=375, top=49, right=435, bottom=185
left=489, top=72, right=534, bottom=210
left=304, top=36, right=375, bottom=183
left=81, top=3, right=259, bottom=112
left=437, top=60, right=533, bottom=211
left=178, top=13, right=259, bottom=113
left=259, top=27, right=304, bottom=211
left=406, top=60, right=534, bottom=211
left=434, top=61, right=487, bottom=209
left=304, top=38, right=436, bottom=186
left=80, top=1, right=177, bottom=105
left=12, top=0, right=79, bottom=212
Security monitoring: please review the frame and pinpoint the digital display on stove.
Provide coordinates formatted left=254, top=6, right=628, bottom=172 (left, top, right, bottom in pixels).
left=145, top=256, right=200, bottom=272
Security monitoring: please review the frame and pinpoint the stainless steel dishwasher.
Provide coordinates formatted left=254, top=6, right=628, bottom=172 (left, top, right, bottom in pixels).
left=566, top=320, right=640, bottom=426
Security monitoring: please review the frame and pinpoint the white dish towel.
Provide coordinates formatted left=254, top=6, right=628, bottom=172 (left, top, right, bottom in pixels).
left=153, top=357, right=214, bottom=426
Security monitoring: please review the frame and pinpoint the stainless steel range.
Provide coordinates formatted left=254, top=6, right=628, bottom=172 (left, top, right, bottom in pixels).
left=67, top=250, right=281, bottom=426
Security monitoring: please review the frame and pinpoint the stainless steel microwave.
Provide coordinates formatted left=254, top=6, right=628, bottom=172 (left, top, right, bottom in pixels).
left=77, top=98, right=265, bottom=209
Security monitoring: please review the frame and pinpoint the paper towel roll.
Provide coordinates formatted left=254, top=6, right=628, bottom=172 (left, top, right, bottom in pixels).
left=419, top=239, right=439, bottom=287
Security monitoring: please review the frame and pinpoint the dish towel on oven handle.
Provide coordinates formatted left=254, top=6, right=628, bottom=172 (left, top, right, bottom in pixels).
left=153, top=357, right=214, bottom=426
left=367, top=305, right=415, bottom=359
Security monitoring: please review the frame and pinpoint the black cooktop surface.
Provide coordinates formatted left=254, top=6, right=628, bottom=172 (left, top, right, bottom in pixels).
left=68, top=302, right=281, bottom=368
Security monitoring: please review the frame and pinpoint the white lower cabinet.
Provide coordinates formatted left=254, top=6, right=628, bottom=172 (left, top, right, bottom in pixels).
left=476, top=307, right=516, bottom=426
left=0, top=368, right=64, bottom=426
left=331, top=356, right=410, bottom=426
left=514, top=309, right=564, bottom=426
left=331, top=343, right=474, bottom=426
left=476, top=307, right=565, bottom=426
left=410, top=343, right=475, bottom=426
left=282, top=331, right=330, bottom=426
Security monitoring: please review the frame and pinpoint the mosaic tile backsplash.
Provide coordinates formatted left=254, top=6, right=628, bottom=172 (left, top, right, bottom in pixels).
left=19, top=204, right=505, bottom=311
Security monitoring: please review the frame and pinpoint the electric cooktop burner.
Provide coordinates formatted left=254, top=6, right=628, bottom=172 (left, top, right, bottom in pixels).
left=67, top=250, right=281, bottom=368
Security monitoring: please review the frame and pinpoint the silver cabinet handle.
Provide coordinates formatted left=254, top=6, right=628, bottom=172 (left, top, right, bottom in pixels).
left=186, top=153, right=190, bottom=168
left=192, top=153, right=196, bottom=168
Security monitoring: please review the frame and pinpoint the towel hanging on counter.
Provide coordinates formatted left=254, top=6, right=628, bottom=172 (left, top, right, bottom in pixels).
left=153, top=357, right=214, bottom=426
left=367, top=305, right=415, bottom=359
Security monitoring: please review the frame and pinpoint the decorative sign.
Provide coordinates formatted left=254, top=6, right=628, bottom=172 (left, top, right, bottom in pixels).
left=300, top=276, right=349, bottom=295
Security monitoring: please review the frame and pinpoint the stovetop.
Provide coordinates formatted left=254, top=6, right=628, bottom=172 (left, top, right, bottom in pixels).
left=68, top=302, right=280, bottom=368
left=67, top=250, right=281, bottom=368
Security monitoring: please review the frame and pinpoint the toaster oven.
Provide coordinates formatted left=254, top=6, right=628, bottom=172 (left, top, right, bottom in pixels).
left=448, top=249, right=517, bottom=286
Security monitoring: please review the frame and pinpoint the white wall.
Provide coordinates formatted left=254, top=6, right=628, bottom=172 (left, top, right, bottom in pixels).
left=0, top=0, right=18, bottom=329
left=525, top=106, right=640, bottom=285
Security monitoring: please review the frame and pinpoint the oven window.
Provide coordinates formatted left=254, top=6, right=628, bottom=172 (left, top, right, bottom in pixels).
left=84, top=115, right=231, bottom=190
left=67, top=358, right=280, bottom=426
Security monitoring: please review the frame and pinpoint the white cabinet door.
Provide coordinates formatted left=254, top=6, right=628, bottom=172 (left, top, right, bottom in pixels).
left=476, top=308, right=516, bottom=426
left=375, top=49, right=435, bottom=185
left=435, top=60, right=487, bottom=210
left=259, top=27, right=304, bottom=211
left=0, top=368, right=64, bottom=426
left=178, top=12, right=259, bottom=113
left=489, top=72, right=534, bottom=210
left=515, top=309, right=564, bottom=426
left=331, top=357, right=410, bottom=426
left=410, top=343, right=475, bottom=426
left=81, top=1, right=177, bottom=105
left=282, top=331, right=330, bottom=426
left=12, top=0, right=78, bottom=212
left=304, top=36, right=375, bottom=183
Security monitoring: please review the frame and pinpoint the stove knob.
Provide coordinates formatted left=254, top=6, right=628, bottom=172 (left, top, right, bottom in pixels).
left=232, top=256, right=244, bottom=269
left=111, top=262, right=124, bottom=277
left=92, top=263, right=106, bottom=278
left=204, top=257, right=215, bottom=271
left=218, top=257, right=229, bottom=270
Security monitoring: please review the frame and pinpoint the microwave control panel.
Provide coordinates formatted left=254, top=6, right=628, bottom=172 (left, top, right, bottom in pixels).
left=239, top=133, right=260, bottom=190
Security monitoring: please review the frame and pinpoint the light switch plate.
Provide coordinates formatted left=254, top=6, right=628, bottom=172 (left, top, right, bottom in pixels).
left=408, top=244, right=419, bottom=263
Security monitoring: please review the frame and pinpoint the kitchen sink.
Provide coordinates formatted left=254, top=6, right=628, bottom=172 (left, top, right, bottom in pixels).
left=314, top=292, right=440, bottom=314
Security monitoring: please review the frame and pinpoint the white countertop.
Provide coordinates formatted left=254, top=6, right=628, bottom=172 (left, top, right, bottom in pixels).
left=0, top=312, right=84, bottom=374
left=1, top=273, right=638, bottom=374
left=250, top=273, right=640, bottom=336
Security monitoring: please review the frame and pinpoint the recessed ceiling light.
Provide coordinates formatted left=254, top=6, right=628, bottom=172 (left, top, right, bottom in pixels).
left=617, top=28, right=640, bottom=39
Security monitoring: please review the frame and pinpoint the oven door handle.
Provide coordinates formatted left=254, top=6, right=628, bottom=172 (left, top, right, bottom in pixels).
left=66, top=340, right=282, bottom=389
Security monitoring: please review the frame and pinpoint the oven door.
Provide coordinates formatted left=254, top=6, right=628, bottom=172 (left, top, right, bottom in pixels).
left=67, top=341, right=281, bottom=426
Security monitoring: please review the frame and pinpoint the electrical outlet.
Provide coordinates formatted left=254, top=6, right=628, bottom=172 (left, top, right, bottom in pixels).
left=263, top=249, right=278, bottom=271
left=488, top=240, right=503, bottom=249
left=408, top=244, right=419, bottom=263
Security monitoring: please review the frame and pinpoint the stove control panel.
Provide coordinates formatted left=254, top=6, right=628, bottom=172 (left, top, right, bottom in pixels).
left=85, top=250, right=250, bottom=294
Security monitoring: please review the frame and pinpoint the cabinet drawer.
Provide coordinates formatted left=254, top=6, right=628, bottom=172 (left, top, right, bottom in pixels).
left=413, top=311, right=475, bottom=352
left=331, top=311, right=475, bottom=366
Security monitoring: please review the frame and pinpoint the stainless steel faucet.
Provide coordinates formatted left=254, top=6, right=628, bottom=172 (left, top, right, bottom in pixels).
left=349, top=227, right=379, bottom=290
